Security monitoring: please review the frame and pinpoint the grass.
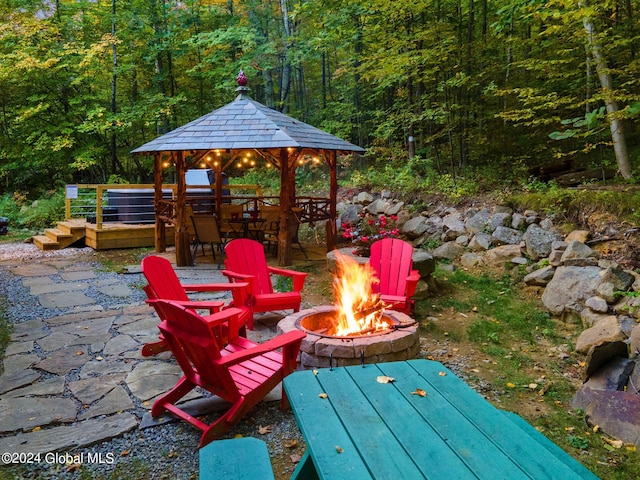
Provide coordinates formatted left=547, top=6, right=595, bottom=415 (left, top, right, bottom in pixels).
left=420, top=265, right=640, bottom=480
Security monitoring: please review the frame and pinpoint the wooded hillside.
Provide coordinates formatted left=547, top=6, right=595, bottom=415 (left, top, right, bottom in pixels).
left=1, top=0, right=639, bottom=195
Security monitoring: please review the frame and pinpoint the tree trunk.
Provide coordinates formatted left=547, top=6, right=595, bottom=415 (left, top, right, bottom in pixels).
left=583, top=18, right=632, bottom=179
left=110, top=0, right=118, bottom=175
left=279, top=0, right=292, bottom=113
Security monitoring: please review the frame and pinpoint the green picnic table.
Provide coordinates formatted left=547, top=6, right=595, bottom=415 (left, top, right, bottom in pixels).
left=283, top=359, right=599, bottom=480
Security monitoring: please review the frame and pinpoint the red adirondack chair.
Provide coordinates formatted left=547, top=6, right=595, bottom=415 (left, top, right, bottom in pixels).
left=369, top=238, right=421, bottom=314
left=140, top=255, right=251, bottom=356
left=148, top=299, right=305, bottom=447
left=222, top=239, right=308, bottom=327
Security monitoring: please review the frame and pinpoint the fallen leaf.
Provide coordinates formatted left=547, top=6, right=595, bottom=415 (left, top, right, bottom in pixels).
left=234, top=434, right=244, bottom=439
left=283, top=438, right=299, bottom=448
left=258, top=425, right=272, bottom=435
left=166, top=451, right=178, bottom=458
left=66, top=463, right=82, bottom=472
left=96, top=356, right=103, bottom=361
left=319, top=393, right=328, bottom=399
left=592, top=425, right=600, bottom=433
left=76, top=351, right=84, bottom=356
left=411, top=388, right=427, bottom=397
left=438, top=371, right=447, bottom=377
left=29, top=417, right=36, bottom=421
left=335, top=445, right=344, bottom=453
left=31, top=426, right=41, bottom=432
left=528, top=383, right=538, bottom=390
left=376, top=375, right=395, bottom=384
left=626, top=444, right=637, bottom=452
left=290, top=453, right=302, bottom=463
left=471, top=368, right=480, bottom=373
left=506, top=382, right=516, bottom=388
left=603, top=437, right=623, bottom=449
left=564, top=427, right=575, bottom=433
left=121, top=450, right=130, bottom=456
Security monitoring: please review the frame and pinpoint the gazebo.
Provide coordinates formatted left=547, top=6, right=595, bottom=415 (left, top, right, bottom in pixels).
left=131, top=73, right=365, bottom=266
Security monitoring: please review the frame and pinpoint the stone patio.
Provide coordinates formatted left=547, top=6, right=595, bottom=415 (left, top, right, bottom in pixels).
left=0, top=252, right=288, bottom=460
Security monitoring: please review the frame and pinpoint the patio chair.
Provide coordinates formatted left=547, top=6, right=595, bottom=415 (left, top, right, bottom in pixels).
left=222, top=238, right=308, bottom=327
left=263, top=208, right=308, bottom=259
left=147, top=299, right=305, bottom=447
left=369, top=238, right=421, bottom=314
left=140, top=255, right=251, bottom=355
left=219, top=204, right=244, bottom=239
left=190, top=214, right=227, bottom=268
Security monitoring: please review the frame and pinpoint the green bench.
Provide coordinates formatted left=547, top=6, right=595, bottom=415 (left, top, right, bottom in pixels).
left=199, top=437, right=274, bottom=480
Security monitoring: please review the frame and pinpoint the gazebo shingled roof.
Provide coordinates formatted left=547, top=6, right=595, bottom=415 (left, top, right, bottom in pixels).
left=132, top=75, right=364, bottom=267
left=131, top=90, right=363, bottom=153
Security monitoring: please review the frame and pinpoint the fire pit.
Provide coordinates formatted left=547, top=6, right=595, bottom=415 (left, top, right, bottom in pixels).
left=278, top=306, right=419, bottom=368
left=277, top=251, right=420, bottom=368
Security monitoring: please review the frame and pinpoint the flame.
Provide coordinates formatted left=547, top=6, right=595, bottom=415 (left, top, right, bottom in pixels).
left=332, top=252, right=390, bottom=336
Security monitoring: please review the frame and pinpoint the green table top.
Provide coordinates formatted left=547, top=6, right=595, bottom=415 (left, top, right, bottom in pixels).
left=283, top=359, right=598, bottom=480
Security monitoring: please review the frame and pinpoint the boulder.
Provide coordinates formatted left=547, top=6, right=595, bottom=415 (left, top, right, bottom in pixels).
left=455, top=235, right=470, bottom=246
left=511, top=213, right=526, bottom=230
left=468, top=232, right=492, bottom=251
left=596, top=282, right=618, bottom=303
left=630, top=325, right=640, bottom=358
left=432, top=242, right=465, bottom=261
left=412, top=250, right=436, bottom=279
left=584, top=296, right=609, bottom=314
left=460, top=252, right=483, bottom=269
left=584, top=342, right=630, bottom=381
left=386, top=201, right=404, bottom=216
left=522, top=223, right=563, bottom=261
left=490, top=212, right=512, bottom=231
left=491, top=226, right=523, bottom=246
left=442, top=213, right=466, bottom=240
left=575, top=316, right=626, bottom=354
left=365, top=199, right=390, bottom=215
left=403, top=215, right=442, bottom=239
left=561, top=240, right=599, bottom=263
left=523, top=266, right=555, bottom=286
left=483, top=244, right=523, bottom=266
left=571, top=387, right=640, bottom=447
left=566, top=230, right=591, bottom=243
left=465, top=209, right=491, bottom=234
left=541, top=266, right=604, bottom=316
left=339, top=204, right=361, bottom=226
left=356, top=192, right=373, bottom=204
left=580, top=309, right=613, bottom=329
left=492, top=205, right=513, bottom=215
left=599, top=267, right=635, bottom=292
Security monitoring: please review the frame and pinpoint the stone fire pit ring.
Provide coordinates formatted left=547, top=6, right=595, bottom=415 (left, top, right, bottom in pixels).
left=277, top=305, right=420, bottom=369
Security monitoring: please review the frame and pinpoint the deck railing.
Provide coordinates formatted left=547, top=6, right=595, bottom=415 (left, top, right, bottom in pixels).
left=64, top=183, right=263, bottom=230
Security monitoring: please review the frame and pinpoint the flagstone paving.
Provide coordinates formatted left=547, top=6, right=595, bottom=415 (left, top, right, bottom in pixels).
left=0, top=254, right=281, bottom=460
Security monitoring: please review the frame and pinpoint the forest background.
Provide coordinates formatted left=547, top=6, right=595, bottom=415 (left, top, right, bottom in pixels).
left=1, top=0, right=640, bottom=225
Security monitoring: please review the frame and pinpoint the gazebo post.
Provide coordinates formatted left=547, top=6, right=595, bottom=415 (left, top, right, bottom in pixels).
left=327, top=150, right=338, bottom=252
left=174, top=150, right=192, bottom=266
left=278, top=148, right=293, bottom=266
left=153, top=153, right=166, bottom=253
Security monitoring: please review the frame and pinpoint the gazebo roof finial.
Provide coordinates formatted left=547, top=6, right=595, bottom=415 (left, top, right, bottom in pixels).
left=235, top=70, right=251, bottom=97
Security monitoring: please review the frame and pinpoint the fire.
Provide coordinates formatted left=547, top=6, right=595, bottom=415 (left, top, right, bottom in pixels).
left=332, top=252, right=390, bottom=336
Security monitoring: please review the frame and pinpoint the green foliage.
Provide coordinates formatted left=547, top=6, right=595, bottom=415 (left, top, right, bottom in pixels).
left=0, top=191, right=65, bottom=230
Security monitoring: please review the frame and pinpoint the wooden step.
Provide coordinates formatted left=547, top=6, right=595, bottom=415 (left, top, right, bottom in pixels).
left=32, top=235, right=59, bottom=250
left=45, top=228, right=73, bottom=240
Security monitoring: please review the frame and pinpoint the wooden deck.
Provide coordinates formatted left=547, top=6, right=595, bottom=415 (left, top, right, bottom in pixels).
left=33, top=219, right=174, bottom=251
